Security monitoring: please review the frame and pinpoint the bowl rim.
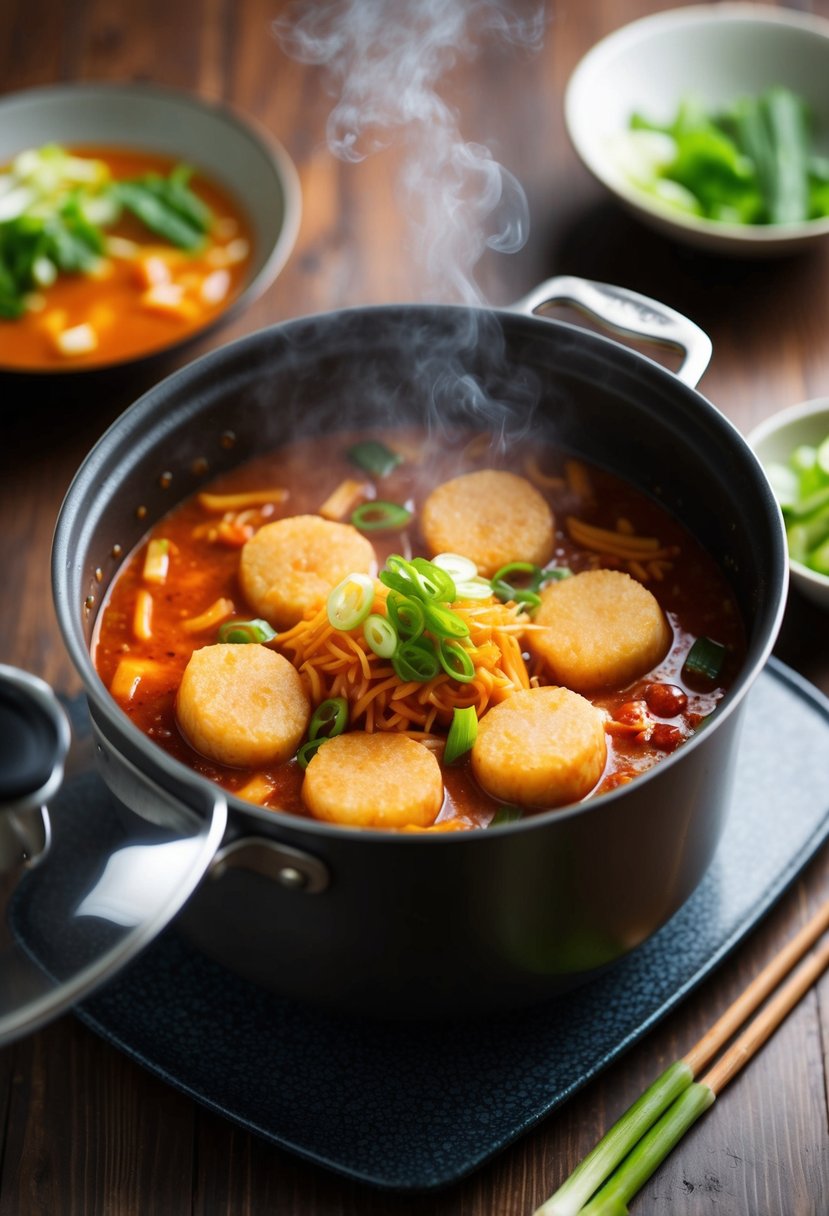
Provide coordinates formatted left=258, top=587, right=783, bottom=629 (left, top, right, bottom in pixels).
left=748, top=396, right=829, bottom=593
left=0, top=80, right=302, bottom=376
left=564, top=2, right=829, bottom=248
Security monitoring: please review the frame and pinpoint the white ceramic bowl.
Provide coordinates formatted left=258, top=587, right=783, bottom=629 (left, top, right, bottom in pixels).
left=0, top=82, right=301, bottom=373
left=749, top=398, right=829, bottom=610
left=565, top=4, right=829, bottom=256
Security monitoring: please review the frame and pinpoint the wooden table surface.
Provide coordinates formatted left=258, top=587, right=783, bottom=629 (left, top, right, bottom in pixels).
left=1, top=1, right=828, bottom=1212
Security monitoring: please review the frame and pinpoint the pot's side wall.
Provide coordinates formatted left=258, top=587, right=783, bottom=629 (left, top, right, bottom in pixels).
left=175, top=704, right=744, bottom=1019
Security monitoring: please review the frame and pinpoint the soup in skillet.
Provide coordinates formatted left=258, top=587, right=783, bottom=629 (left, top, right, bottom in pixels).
left=92, top=429, right=746, bottom=830
left=0, top=144, right=252, bottom=369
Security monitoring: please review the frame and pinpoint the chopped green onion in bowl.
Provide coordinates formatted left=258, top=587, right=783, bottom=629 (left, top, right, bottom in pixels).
left=614, top=87, right=829, bottom=228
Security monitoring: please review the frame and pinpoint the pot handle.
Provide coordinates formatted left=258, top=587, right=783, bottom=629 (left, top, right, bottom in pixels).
left=0, top=665, right=71, bottom=871
left=511, top=275, right=712, bottom=389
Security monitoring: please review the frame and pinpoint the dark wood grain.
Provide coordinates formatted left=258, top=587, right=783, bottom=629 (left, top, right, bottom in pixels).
left=1, top=1, right=828, bottom=1213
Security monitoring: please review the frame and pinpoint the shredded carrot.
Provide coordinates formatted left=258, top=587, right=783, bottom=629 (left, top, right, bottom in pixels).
left=181, top=596, right=235, bottom=634
left=110, top=657, right=166, bottom=702
left=197, top=488, right=289, bottom=512
left=277, top=586, right=531, bottom=731
left=566, top=515, right=677, bottom=560
left=318, top=478, right=370, bottom=521
left=524, top=451, right=566, bottom=491
left=565, top=459, right=593, bottom=500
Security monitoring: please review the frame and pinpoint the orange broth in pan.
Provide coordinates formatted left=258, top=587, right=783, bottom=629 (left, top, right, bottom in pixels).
left=92, top=429, right=746, bottom=829
left=0, top=148, right=253, bottom=371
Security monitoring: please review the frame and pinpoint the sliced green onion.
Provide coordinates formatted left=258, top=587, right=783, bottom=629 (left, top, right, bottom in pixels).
left=410, top=557, right=456, bottom=602
left=308, top=696, right=349, bottom=741
left=444, top=705, right=478, bottom=763
left=392, top=638, right=440, bottom=683
left=217, top=618, right=277, bottom=644
left=381, top=554, right=455, bottom=602
left=432, top=552, right=478, bottom=582
left=491, top=561, right=543, bottom=590
left=386, top=591, right=425, bottom=641
left=682, top=636, right=726, bottom=684
left=347, top=439, right=402, bottom=477
left=296, top=737, right=326, bottom=769
left=490, top=805, right=524, bottom=826
left=454, top=576, right=496, bottom=601
left=491, top=579, right=542, bottom=611
left=326, top=572, right=375, bottom=631
left=490, top=561, right=545, bottom=610
left=423, top=601, right=470, bottom=639
left=438, top=639, right=475, bottom=683
left=540, top=564, right=573, bottom=583
left=363, top=613, right=398, bottom=658
left=350, top=501, right=412, bottom=532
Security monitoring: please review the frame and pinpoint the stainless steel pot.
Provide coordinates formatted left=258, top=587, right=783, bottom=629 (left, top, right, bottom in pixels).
left=37, top=277, right=787, bottom=1021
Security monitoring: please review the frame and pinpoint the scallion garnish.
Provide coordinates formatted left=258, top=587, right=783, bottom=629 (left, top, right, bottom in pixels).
left=297, top=697, right=349, bottom=769
left=217, top=618, right=277, bottom=644
left=682, top=636, right=726, bottom=684
left=432, top=552, right=478, bottom=583
left=444, top=705, right=478, bottom=763
left=392, top=638, right=440, bottom=682
left=363, top=613, right=398, bottom=658
left=437, top=639, right=475, bottom=683
left=296, top=737, right=325, bottom=769
left=491, top=560, right=545, bottom=611
left=490, top=805, right=524, bottom=826
left=541, top=564, right=573, bottom=583
left=386, top=591, right=426, bottom=641
left=423, top=601, right=470, bottom=639
left=347, top=439, right=403, bottom=478
left=326, top=572, right=375, bottom=631
left=350, top=501, right=412, bottom=532
left=308, top=696, right=349, bottom=741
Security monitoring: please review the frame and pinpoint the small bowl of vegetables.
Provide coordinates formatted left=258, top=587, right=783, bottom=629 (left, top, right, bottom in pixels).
left=565, top=4, right=829, bottom=256
left=0, top=82, right=301, bottom=374
left=749, top=398, right=829, bottom=611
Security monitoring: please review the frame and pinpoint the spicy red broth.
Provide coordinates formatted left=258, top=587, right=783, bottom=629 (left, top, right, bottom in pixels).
left=92, top=429, right=746, bottom=830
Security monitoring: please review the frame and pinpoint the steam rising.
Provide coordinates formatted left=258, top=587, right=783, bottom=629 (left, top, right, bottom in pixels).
left=274, top=0, right=546, bottom=306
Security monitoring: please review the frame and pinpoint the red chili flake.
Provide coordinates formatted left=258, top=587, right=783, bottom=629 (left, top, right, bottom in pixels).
left=644, top=682, right=688, bottom=718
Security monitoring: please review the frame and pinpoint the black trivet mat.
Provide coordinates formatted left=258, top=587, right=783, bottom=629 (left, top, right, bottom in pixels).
left=72, top=659, right=828, bottom=1190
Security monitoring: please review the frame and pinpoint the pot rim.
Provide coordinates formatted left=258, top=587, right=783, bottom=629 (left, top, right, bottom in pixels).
left=52, top=300, right=790, bottom=843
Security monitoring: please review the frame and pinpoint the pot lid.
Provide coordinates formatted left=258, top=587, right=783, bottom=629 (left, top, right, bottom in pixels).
left=0, top=664, right=227, bottom=1045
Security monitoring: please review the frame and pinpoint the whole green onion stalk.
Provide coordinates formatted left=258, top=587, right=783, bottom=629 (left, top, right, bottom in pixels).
left=535, top=900, right=829, bottom=1215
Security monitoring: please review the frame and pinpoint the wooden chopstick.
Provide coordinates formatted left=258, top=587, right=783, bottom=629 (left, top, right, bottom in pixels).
left=683, top=896, right=829, bottom=1077
left=702, top=930, right=829, bottom=1095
